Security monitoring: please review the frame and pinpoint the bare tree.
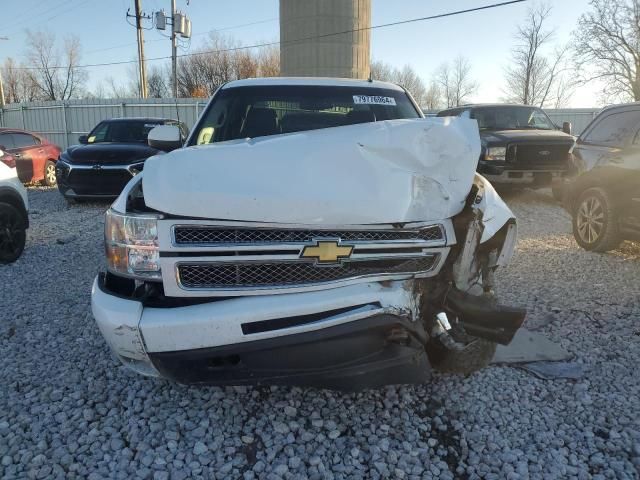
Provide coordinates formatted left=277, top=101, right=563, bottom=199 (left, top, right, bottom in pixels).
left=573, top=0, right=640, bottom=102
left=257, top=45, right=280, bottom=77
left=1, top=58, right=40, bottom=103
left=177, top=33, right=239, bottom=97
left=395, top=65, right=428, bottom=105
left=176, top=34, right=280, bottom=97
left=105, top=76, right=134, bottom=98
left=423, top=81, right=443, bottom=111
left=234, top=50, right=259, bottom=79
left=85, top=81, right=107, bottom=99
left=370, top=60, right=441, bottom=108
left=147, top=65, right=169, bottom=98
left=503, top=3, right=572, bottom=107
left=24, top=30, right=87, bottom=100
left=370, top=60, right=395, bottom=82
left=437, top=56, right=478, bottom=107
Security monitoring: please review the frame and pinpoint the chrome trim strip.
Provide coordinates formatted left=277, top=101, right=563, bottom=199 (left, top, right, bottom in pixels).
left=57, top=159, right=142, bottom=172
left=159, top=221, right=449, bottom=251
left=160, top=218, right=447, bottom=231
left=159, top=247, right=450, bottom=297
left=159, top=240, right=444, bottom=254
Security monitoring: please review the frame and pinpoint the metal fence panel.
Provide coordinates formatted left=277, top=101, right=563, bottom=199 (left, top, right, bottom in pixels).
left=544, top=109, right=600, bottom=136
left=0, top=98, right=208, bottom=149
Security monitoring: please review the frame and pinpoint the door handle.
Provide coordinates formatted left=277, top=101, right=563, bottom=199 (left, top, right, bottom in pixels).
left=38, top=149, right=44, bottom=153
left=13, top=153, right=22, bottom=159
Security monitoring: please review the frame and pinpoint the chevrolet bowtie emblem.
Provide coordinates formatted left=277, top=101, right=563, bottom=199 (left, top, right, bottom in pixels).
left=301, top=240, right=354, bottom=264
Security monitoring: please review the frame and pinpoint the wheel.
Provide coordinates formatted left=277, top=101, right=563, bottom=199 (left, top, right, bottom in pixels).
left=0, top=202, right=27, bottom=264
left=43, top=160, right=57, bottom=187
left=572, top=187, right=621, bottom=252
left=427, top=330, right=497, bottom=375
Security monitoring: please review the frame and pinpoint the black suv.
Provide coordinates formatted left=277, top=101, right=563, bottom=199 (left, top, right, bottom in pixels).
left=56, top=118, right=187, bottom=200
left=437, top=104, right=575, bottom=194
left=563, top=103, right=640, bottom=252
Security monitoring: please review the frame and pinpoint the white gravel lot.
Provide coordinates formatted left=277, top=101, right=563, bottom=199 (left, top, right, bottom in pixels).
left=0, top=187, right=639, bottom=480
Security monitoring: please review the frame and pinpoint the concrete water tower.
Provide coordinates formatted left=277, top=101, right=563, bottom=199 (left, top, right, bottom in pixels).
left=279, top=0, right=371, bottom=79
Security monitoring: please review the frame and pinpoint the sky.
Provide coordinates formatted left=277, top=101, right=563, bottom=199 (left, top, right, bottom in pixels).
left=0, top=0, right=601, bottom=107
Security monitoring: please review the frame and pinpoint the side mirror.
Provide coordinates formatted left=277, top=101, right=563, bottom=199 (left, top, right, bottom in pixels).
left=78, top=135, right=88, bottom=144
left=0, top=147, right=5, bottom=157
left=148, top=125, right=182, bottom=152
left=562, top=121, right=572, bottom=135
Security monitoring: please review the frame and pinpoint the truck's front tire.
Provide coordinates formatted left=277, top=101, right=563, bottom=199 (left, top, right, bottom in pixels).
left=427, top=336, right=497, bottom=375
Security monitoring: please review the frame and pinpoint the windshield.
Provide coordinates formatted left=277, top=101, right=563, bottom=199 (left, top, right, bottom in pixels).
left=471, top=106, right=556, bottom=130
left=87, top=121, right=166, bottom=144
left=189, top=85, right=421, bottom=145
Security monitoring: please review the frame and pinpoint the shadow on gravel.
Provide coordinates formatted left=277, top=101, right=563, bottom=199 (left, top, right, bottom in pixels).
left=494, top=186, right=558, bottom=206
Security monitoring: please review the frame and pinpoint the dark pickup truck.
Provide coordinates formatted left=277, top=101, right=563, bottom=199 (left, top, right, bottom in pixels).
left=437, top=104, right=575, bottom=195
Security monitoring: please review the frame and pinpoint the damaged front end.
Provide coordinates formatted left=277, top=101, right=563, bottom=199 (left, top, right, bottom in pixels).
left=92, top=118, right=526, bottom=390
left=419, top=175, right=526, bottom=374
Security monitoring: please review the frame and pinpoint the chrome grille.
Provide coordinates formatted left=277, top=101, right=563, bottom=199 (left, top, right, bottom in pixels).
left=178, top=256, right=439, bottom=289
left=509, top=144, right=571, bottom=167
left=173, top=226, right=444, bottom=245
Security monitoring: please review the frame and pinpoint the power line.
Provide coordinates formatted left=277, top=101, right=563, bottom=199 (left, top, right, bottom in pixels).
left=84, top=17, right=278, bottom=55
left=13, top=0, right=527, bottom=71
left=3, top=0, right=81, bottom=35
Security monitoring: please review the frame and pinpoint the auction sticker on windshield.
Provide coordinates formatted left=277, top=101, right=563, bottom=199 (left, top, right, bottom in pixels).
left=353, top=95, right=397, bottom=106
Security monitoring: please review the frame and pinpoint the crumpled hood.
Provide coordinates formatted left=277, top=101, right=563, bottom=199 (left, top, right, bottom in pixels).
left=142, top=118, right=481, bottom=224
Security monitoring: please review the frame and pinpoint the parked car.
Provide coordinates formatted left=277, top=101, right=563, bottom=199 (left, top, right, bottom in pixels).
left=0, top=153, right=29, bottom=264
left=561, top=103, right=640, bottom=252
left=91, top=78, right=526, bottom=390
left=56, top=118, right=187, bottom=200
left=0, top=128, right=61, bottom=186
left=437, top=104, right=575, bottom=196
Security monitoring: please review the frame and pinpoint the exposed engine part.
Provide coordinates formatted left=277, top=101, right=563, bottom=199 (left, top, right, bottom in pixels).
left=436, top=311, right=452, bottom=331
left=431, top=312, right=466, bottom=351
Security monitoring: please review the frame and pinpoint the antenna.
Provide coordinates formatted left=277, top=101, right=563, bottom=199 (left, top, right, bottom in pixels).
left=174, top=96, right=181, bottom=128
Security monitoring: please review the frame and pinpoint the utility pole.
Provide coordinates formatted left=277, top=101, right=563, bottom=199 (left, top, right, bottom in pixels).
left=127, top=3, right=150, bottom=98
left=154, top=3, right=190, bottom=98
left=0, top=73, right=5, bottom=108
left=0, top=36, right=7, bottom=107
left=171, top=0, right=177, bottom=98
left=135, top=0, right=148, bottom=98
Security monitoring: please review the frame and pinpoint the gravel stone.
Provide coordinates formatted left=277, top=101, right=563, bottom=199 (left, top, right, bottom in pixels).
left=1, top=187, right=639, bottom=479
left=193, top=442, right=208, bottom=456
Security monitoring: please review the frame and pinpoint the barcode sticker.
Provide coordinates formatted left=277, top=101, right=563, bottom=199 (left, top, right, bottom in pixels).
left=353, top=95, right=397, bottom=106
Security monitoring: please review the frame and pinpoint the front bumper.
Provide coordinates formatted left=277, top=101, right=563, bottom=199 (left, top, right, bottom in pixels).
left=482, top=169, right=567, bottom=186
left=91, top=274, right=430, bottom=389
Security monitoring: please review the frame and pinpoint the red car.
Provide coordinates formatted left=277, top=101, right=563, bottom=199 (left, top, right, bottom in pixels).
left=0, top=128, right=61, bottom=186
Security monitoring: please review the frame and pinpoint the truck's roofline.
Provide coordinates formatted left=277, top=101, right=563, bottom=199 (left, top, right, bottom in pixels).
left=221, top=77, right=405, bottom=91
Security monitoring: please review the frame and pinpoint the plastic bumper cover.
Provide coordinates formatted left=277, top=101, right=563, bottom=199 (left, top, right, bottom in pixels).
left=91, top=274, right=428, bottom=389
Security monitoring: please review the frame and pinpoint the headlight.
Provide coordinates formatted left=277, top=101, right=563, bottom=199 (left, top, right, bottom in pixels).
left=105, top=209, right=161, bottom=280
left=485, top=147, right=507, bottom=161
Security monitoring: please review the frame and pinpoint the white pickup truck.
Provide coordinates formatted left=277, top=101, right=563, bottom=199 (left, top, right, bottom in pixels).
left=91, top=78, right=525, bottom=390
